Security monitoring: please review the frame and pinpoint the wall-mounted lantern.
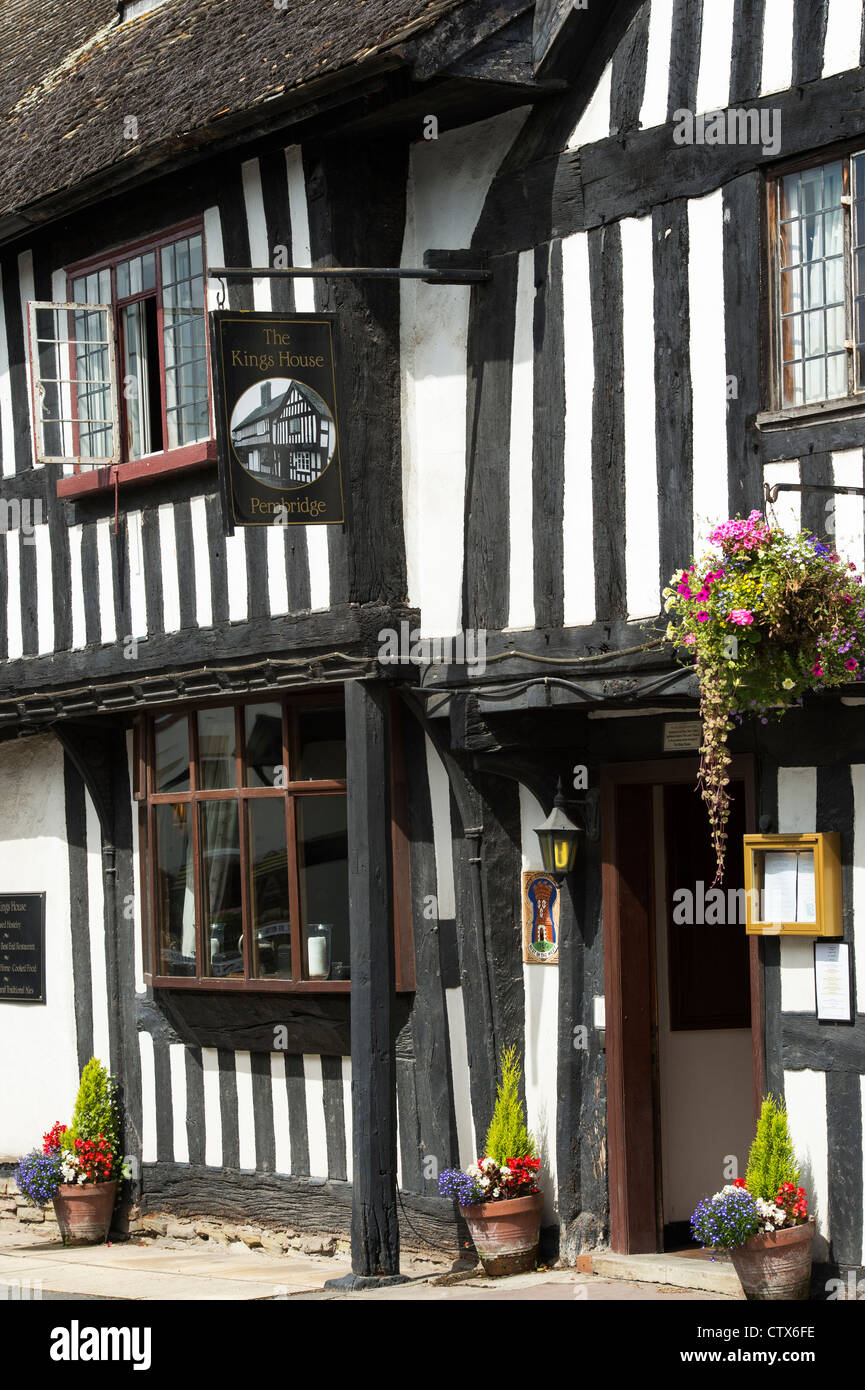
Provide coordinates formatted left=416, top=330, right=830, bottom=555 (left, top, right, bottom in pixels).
left=534, top=781, right=581, bottom=880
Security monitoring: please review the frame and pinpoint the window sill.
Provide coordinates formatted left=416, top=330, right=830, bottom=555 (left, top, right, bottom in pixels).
left=755, top=397, right=865, bottom=431
left=149, top=975, right=352, bottom=994
left=56, top=439, right=217, bottom=498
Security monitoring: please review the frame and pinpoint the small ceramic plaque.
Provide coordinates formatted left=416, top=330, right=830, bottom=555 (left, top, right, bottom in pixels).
left=522, top=871, right=560, bottom=965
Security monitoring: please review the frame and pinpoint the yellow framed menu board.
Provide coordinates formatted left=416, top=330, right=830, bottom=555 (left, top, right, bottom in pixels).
left=742, top=833, right=842, bottom=937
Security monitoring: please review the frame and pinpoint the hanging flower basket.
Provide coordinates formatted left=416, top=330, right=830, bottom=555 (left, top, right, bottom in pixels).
left=664, top=511, right=865, bottom=882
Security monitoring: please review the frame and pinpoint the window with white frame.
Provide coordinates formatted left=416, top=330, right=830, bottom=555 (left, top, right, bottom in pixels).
left=772, top=153, right=865, bottom=409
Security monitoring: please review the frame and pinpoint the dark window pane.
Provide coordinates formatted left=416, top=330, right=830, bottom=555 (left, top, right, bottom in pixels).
left=297, top=708, right=346, bottom=781
left=245, top=703, right=283, bottom=787
left=198, top=706, right=236, bottom=789
left=804, top=356, right=825, bottom=403
left=297, top=795, right=349, bottom=979
left=155, top=714, right=189, bottom=792
left=824, top=207, right=843, bottom=257
left=781, top=314, right=803, bottom=363
left=824, top=161, right=843, bottom=208
left=827, top=351, right=846, bottom=397
left=780, top=267, right=801, bottom=316
left=802, top=258, right=824, bottom=310
left=800, top=166, right=822, bottom=217
left=781, top=173, right=800, bottom=220
left=249, top=800, right=292, bottom=979
left=201, top=801, right=243, bottom=977
left=783, top=359, right=803, bottom=406
left=825, top=255, right=844, bottom=305
left=154, top=804, right=196, bottom=976
left=826, top=305, right=845, bottom=353
left=780, top=217, right=801, bottom=268
left=804, top=310, right=825, bottom=358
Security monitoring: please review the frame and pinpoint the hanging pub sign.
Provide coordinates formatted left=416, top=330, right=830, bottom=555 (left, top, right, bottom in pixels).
left=0, top=893, right=46, bottom=1003
left=209, top=312, right=344, bottom=531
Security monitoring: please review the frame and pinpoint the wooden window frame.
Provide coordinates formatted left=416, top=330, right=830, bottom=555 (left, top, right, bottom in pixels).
left=765, top=141, right=865, bottom=419
left=136, top=690, right=415, bottom=995
left=54, top=218, right=216, bottom=499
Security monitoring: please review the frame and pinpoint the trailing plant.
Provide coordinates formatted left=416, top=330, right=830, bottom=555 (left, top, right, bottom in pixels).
left=691, top=1183, right=762, bottom=1250
left=484, top=1045, right=536, bottom=1164
left=663, top=511, right=865, bottom=881
left=745, top=1095, right=800, bottom=1201
left=14, top=1149, right=61, bottom=1209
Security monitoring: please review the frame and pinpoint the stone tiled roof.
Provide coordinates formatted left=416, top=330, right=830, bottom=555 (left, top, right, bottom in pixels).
left=0, top=0, right=463, bottom=224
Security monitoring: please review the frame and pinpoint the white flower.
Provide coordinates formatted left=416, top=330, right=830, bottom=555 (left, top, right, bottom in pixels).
left=493, top=1187, right=501, bottom=1197
left=782, top=678, right=795, bottom=690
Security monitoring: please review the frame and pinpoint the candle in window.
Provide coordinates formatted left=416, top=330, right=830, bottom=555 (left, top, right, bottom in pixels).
left=308, top=932, right=330, bottom=979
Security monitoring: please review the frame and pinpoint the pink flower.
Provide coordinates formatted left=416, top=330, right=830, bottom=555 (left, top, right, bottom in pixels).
left=694, top=588, right=710, bottom=601
left=729, top=609, right=754, bottom=625
left=812, top=663, right=823, bottom=677
left=683, top=633, right=697, bottom=646
left=677, top=582, right=692, bottom=597
left=847, top=659, right=858, bottom=671
left=696, top=611, right=709, bottom=622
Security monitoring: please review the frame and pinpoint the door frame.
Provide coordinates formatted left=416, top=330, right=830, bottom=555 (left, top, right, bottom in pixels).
left=601, top=755, right=764, bottom=1253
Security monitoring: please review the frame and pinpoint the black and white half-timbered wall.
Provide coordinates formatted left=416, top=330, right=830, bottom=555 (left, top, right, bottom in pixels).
left=1, top=0, right=865, bottom=1287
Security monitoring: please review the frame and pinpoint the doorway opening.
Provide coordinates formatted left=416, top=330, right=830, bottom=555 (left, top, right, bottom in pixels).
left=602, top=757, right=763, bottom=1254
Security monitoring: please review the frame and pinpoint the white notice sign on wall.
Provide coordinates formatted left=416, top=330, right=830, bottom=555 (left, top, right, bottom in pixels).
left=814, top=941, right=852, bottom=1023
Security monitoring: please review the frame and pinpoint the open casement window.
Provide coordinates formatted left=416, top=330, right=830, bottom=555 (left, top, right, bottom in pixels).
left=771, top=151, right=865, bottom=408
left=134, top=694, right=415, bottom=994
left=29, top=301, right=121, bottom=466
left=29, top=224, right=213, bottom=482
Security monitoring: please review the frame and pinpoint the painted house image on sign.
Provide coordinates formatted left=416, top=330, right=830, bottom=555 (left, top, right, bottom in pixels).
left=230, top=378, right=334, bottom=485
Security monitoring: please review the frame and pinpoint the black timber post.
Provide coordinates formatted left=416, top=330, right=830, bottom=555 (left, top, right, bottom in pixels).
left=326, top=678, right=407, bottom=1288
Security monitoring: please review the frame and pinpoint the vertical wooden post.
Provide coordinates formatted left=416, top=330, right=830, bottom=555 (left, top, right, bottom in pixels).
left=343, top=678, right=402, bottom=1279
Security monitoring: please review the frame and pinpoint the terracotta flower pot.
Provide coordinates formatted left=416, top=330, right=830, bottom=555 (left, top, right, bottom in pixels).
left=459, top=1191, right=543, bottom=1277
left=52, top=1181, right=117, bottom=1246
left=730, top=1218, right=815, bottom=1300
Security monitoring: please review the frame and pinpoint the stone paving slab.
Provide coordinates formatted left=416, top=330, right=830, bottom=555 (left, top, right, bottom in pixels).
left=0, top=1230, right=354, bottom=1300
left=296, top=1270, right=733, bottom=1301
left=0, top=1229, right=734, bottom=1302
left=590, top=1250, right=743, bottom=1297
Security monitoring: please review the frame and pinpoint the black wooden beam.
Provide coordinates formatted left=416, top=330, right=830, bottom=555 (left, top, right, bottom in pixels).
left=340, top=678, right=404, bottom=1281
left=140, top=1162, right=468, bottom=1253
left=208, top=260, right=491, bottom=285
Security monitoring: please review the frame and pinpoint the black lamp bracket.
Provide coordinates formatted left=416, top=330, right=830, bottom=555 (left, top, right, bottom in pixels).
left=553, top=778, right=600, bottom=842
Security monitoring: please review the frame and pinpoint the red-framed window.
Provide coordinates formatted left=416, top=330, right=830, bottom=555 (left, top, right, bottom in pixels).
left=134, top=692, right=416, bottom=994
left=30, top=219, right=216, bottom=495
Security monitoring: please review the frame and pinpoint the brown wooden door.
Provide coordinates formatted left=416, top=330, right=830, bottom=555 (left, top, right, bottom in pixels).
left=602, top=757, right=761, bottom=1254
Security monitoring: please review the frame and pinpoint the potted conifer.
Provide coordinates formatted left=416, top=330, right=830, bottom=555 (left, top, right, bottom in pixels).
left=691, top=1095, right=814, bottom=1300
left=438, top=1045, right=542, bottom=1276
left=15, top=1058, right=127, bottom=1246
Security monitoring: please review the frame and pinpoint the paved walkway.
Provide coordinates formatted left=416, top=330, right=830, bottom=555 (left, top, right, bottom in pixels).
left=0, top=1228, right=733, bottom=1301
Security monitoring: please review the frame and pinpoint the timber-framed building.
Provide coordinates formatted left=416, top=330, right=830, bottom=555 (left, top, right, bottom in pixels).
left=1, top=0, right=864, bottom=1287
